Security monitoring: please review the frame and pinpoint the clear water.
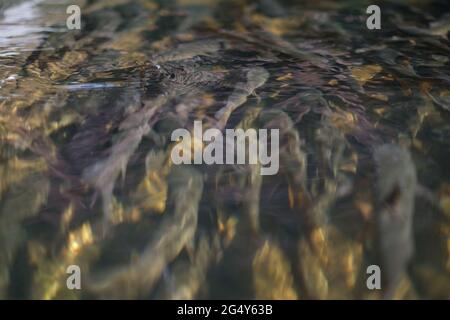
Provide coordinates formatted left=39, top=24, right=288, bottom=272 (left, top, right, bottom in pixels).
left=0, top=0, right=449, bottom=299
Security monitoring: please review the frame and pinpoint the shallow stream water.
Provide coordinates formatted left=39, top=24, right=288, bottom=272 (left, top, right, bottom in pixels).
left=0, top=0, right=449, bottom=299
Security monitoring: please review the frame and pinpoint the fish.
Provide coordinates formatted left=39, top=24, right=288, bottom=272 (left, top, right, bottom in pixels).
left=0, top=173, right=49, bottom=298
left=234, top=109, right=265, bottom=235
left=154, top=234, right=220, bottom=300
left=215, top=67, right=269, bottom=129
left=82, top=95, right=166, bottom=228
left=398, top=13, right=450, bottom=39
left=373, top=144, right=417, bottom=299
left=157, top=60, right=226, bottom=94
left=85, top=165, right=203, bottom=298
left=152, top=39, right=227, bottom=64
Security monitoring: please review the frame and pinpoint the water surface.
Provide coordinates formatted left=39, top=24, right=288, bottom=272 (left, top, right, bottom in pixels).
left=0, top=0, right=449, bottom=299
